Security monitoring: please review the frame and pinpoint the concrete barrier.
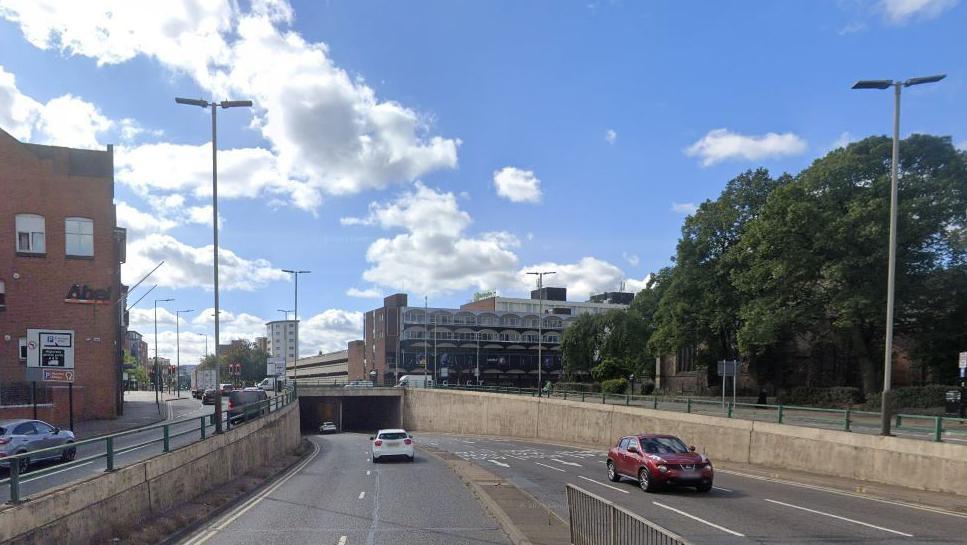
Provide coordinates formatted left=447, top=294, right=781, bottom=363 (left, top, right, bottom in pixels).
left=0, top=402, right=301, bottom=545
left=403, top=389, right=967, bottom=496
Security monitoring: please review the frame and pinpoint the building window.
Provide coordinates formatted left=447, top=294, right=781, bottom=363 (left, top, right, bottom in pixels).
left=677, top=345, right=697, bottom=373
left=0, top=280, right=5, bottom=310
left=15, top=214, right=45, bottom=254
left=19, top=337, right=27, bottom=360
left=65, top=217, right=94, bottom=257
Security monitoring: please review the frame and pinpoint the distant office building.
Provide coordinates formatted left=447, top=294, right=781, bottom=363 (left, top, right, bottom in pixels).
left=288, top=341, right=365, bottom=383
left=124, top=330, right=149, bottom=370
left=360, top=289, right=631, bottom=387
left=254, top=336, right=268, bottom=353
left=266, top=320, right=297, bottom=371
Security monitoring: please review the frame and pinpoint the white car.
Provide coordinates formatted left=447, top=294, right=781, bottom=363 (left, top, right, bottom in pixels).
left=319, top=421, right=338, bottom=434
left=370, top=429, right=414, bottom=463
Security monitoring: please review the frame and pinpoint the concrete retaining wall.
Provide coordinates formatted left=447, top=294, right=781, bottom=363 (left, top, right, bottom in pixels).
left=403, top=389, right=967, bottom=496
left=0, top=402, right=301, bottom=545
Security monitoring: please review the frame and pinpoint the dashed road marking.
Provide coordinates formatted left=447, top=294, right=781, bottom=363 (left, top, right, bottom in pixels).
left=575, top=475, right=629, bottom=494
left=550, top=457, right=581, bottom=467
left=712, top=486, right=733, bottom=493
left=337, top=537, right=347, bottom=545
left=534, top=462, right=566, bottom=472
left=653, top=501, right=745, bottom=536
left=358, top=491, right=365, bottom=500
left=764, top=499, right=913, bottom=537
left=366, top=470, right=371, bottom=475
left=488, top=459, right=510, bottom=468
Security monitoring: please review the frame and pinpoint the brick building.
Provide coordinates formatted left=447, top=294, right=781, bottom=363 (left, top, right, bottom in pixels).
left=0, top=129, right=126, bottom=423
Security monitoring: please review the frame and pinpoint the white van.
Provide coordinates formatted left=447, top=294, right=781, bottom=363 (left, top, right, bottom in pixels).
left=397, top=375, right=434, bottom=388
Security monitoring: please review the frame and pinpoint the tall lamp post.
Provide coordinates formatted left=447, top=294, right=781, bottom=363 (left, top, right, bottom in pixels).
left=176, top=96, right=253, bottom=433
left=282, top=270, right=310, bottom=385
left=198, top=333, right=209, bottom=359
left=175, top=309, right=194, bottom=398
left=526, top=271, right=556, bottom=390
left=153, top=297, right=174, bottom=411
left=851, top=74, right=945, bottom=436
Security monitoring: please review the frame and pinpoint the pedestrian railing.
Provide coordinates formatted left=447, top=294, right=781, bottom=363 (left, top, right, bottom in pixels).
left=432, top=384, right=967, bottom=443
left=566, top=484, right=692, bottom=545
left=0, top=387, right=297, bottom=504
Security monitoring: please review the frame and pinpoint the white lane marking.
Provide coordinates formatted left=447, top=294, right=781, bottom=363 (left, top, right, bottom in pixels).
left=358, top=491, right=366, bottom=500
left=534, top=461, right=566, bottom=472
left=488, top=459, right=510, bottom=468
left=337, top=537, right=347, bottom=545
left=366, top=470, right=371, bottom=475
left=652, top=501, right=745, bottom=536
left=576, top=475, right=629, bottom=494
left=550, top=457, right=581, bottom=467
left=719, top=469, right=967, bottom=520
left=181, top=440, right=321, bottom=545
left=764, top=499, right=913, bottom=537
left=712, top=486, right=733, bottom=493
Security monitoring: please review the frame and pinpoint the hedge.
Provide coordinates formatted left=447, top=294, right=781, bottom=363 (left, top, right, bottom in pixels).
left=865, top=385, right=953, bottom=410
left=777, top=386, right=863, bottom=408
left=555, top=382, right=601, bottom=393
left=601, top=378, right=628, bottom=394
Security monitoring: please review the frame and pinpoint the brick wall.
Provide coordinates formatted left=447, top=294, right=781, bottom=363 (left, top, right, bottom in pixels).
left=0, top=130, right=121, bottom=422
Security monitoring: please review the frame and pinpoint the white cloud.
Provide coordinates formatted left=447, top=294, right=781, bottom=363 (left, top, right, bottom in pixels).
left=116, top=201, right=178, bottom=234
left=300, top=309, right=364, bottom=354
left=493, top=167, right=543, bottom=204
left=671, top=202, right=699, bottom=215
left=881, top=0, right=958, bottom=23
left=605, top=129, right=617, bottom=144
left=345, top=183, right=520, bottom=295
left=685, top=128, right=807, bottom=166
left=622, top=252, right=640, bottom=266
left=831, top=131, right=853, bottom=150
left=123, top=233, right=288, bottom=291
left=517, top=257, right=649, bottom=300
left=955, top=141, right=966, bottom=151
left=347, top=287, right=382, bottom=299
left=0, top=65, right=38, bottom=140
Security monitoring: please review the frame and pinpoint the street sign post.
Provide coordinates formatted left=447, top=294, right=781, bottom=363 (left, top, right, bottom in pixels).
left=42, top=369, right=75, bottom=382
left=717, top=360, right=740, bottom=409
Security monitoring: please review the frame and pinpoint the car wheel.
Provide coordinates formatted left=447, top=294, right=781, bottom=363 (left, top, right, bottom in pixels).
left=372, top=455, right=378, bottom=463
left=61, top=443, right=77, bottom=463
left=408, top=455, right=414, bottom=462
left=638, top=468, right=657, bottom=493
left=607, top=460, right=620, bottom=482
left=696, top=482, right=712, bottom=493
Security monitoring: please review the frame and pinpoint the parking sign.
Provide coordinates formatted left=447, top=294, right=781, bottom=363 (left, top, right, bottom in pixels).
left=26, top=329, right=75, bottom=369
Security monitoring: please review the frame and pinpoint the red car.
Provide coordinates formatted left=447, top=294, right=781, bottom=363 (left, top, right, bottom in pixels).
left=606, top=434, right=713, bottom=492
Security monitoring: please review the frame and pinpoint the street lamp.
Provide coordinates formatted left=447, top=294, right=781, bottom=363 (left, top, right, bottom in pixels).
left=175, top=309, right=194, bottom=398
left=282, top=269, right=310, bottom=385
left=197, top=333, right=209, bottom=358
left=176, top=96, right=252, bottom=433
left=526, top=271, right=556, bottom=390
left=851, top=73, right=945, bottom=436
left=153, top=297, right=174, bottom=411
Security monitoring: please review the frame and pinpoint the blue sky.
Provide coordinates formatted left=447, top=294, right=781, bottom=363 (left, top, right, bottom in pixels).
left=1, top=0, right=964, bottom=364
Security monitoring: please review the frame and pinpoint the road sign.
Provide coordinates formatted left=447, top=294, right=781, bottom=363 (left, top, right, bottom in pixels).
left=959, top=352, right=966, bottom=369
left=717, top=360, right=739, bottom=377
left=267, top=356, right=284, bottom=376
left=26, top=329, right=75, bottom=369
left=42, top=369, right=75, bottom=382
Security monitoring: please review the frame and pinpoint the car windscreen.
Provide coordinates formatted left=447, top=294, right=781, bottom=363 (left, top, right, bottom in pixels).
left=378, top=432, right=407, bottom=440
left=640, top=437, right=689, bottom=455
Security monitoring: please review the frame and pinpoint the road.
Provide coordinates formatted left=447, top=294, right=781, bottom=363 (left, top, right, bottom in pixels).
left=178, top=433, right=510, bottom=545
left=420, top=433, right=966, bottom=545
left=0, top=396, right=214, bottom=502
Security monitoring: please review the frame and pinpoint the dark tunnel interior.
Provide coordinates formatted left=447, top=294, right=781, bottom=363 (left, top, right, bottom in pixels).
left=299, top=396, right=402, bottom=434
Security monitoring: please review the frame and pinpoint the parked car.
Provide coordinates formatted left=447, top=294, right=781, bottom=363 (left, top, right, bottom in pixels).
left=219, top=383, right=234, bottom=396
left=227, top=389, right=269, bottom=424
left=319, top=421, right=338, bottom=434
left=370, top=429, right=414, bottom=463
left=606, top=434, right=713, bottom=492
left=0, top=419, right=76, bottom=473
left=201, top=389, right=217, bottom=405
left=396, top=375, right=433, bottom=388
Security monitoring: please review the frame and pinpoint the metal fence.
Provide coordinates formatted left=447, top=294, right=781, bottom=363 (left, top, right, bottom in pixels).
left=566, top=484, right=692, bottom=545
left=0, top=382, right=53, bottom=407
left=433, top=384, right=967, bottom=443
left=0, top=387, right=297, bottom=504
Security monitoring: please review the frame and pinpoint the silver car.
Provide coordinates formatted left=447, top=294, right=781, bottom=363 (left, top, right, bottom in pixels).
left=0, top=419, right=76, bottom=473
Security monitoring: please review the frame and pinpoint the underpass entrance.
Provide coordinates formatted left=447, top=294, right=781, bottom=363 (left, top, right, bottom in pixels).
left=299, top=391, right=402, bottom=433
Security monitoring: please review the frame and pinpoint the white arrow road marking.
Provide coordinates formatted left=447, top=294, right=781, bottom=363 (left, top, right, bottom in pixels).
left=764, top=499, right=913, bottom=537
left=652, top=502, right=745, bottom=536
left=488, top=459, right=510, bottom=468
left=550, top=458, right=581, bottom=467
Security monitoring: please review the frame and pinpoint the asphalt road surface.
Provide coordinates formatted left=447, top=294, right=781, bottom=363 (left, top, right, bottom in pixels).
left=178, top=433, right=510, bottom=545
left=420, top=433, right=966, bottom=545
left=0, top=396, right=213, bottom=502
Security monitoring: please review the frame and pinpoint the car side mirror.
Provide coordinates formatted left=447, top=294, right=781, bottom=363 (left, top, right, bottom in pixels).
left=52, top=427, right=60, bottom=434
left=689, top=445, right=696, bottom=452
left=627, top=445, right=638, bottom=454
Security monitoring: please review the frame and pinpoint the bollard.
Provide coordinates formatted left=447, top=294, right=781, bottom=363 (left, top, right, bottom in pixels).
left=163, top=424, right=170, bottom=452
left=105, top=437, right=115, bottom=471
left=581, top=391, right=585, bottom=403
left=200, top=416, right=207, bottom=439
left=653, top=396, right=658, bottom=410
left=844, top=407, right=851, bottom=432
left=777, top=404, right=784, bottom=424
left=895, top=414, right=903, bottom=428
left=625, top=394, right=630, bottom=406
left=9, top=454, right=21, bottom=504
left=602, top=392, right=606, bottom=404
left=686, top=398, right=692, bottom=414
left=934, top=416, right=943, bottom=442
left=727, top=402, right=733, bottom=418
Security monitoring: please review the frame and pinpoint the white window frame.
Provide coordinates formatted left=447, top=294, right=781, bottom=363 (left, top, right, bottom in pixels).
left=65, top=217, right=94, bottom=257
left=0, top=280, right=5, bottom=310
left=15, top=214, right=46, bottom=254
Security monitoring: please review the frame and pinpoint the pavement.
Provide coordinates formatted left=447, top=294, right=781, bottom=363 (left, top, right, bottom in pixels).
left=73, top=390, right=188, bottom=438
left=419, top=433, right=967, bottom=545
left=176, top=433, right=512, bottom=545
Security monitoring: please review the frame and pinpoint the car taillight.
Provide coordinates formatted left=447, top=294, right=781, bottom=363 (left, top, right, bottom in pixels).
left=228, top=400, right=235, bottom=409
left=374, top=440, right=383, bottom=447
left=0, top=438, right=9, bottom=445
left=404, top=438, right=412, bottom=445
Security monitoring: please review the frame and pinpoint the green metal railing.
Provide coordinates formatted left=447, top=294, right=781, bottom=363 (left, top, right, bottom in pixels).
left=433, top=384, right=967, bottom=444
left=0, top=387, right=296, bottom=504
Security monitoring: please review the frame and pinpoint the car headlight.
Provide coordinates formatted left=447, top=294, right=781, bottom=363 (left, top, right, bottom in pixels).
left=657, top=464, right=669, bottom=473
